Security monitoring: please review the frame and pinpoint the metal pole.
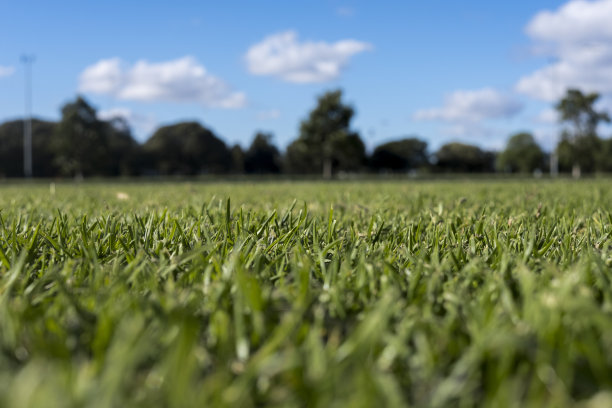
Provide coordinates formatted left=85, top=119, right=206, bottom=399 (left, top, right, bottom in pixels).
left=550, top=150, right=558, bottom=178
left=21, top=55, right=35, bottom=178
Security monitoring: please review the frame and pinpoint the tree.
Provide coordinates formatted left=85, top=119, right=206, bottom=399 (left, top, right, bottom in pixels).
left=102, top=116, right=139, bottom=176
left=555, top=130, right=603, bottom=174
left=497, top=132, right=545, bottom=173
left=285, top=90, right=365, bottom=177
left=244, top=132, right=281, bottom=174
left=0, top=119, right=57, bottom=177
left=53, top=97, right=110, bottom=177
left=0, top=106, right=138, bottom=178
left=434, top=142, right=496, bottom=173
left=597, top=137, right=612, bottom=172
left=144, top=121, right=230, bottom=175
left=230, top=144, right=245, bottom=174
left=52, top=97, right=140, bottom=177
left=370, top=137, right=428, bottom=173
left=555, top=89, right=610, bottom=173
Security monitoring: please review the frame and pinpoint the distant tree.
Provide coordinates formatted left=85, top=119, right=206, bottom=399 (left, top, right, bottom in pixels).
left=328, top=132, right=366, bottom=174
left=230, top=144, right=245, bottom=174
left=497, top=132, right=545, bottom=173
left=144, top=121, right=230, bottom=175
left=556, top=130, right=603, bottom=174
left=284, top=141, right=314, bottom=175
left=556, top=132, right=574, bottom=173
left=557, top=89, right=610, bottom=139
left=555, top=89, right=610, bottom=173
left=102, top=116, right=139, bottom=176
left=53, top=97, right=113, bottom=177
left=285, top=90, right=365, bottom=177
left=597, top=137, right=612, bottom=172
left=370, top=137, right=428, bottom=172
left=244, top=132, right=281, bottom=174
left=52, top=97, right=140, bottom=177
left=434, top=142, right=496, bottom=173
left=0, top=119, right=57, bottom=177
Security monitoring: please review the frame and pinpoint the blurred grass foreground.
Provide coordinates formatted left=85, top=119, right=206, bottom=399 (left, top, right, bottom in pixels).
left=1, top=180, right=612, bottom=407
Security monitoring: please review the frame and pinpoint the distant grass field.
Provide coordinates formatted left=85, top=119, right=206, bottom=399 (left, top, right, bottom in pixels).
left=1, top=180, right=612, bottom=407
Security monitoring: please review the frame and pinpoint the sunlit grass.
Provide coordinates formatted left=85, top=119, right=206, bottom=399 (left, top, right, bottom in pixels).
left=1, top=180, right=612, bottom=407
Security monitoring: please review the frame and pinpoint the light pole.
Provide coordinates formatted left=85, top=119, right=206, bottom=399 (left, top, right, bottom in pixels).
left=21, top=55, right=35, bottom=178
left=550, top=150, right=558, bottom=178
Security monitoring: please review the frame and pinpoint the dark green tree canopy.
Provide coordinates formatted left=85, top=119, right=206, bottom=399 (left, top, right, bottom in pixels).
left=101, top=115, right=139, bottom=176
left=0, top=119, right=57, bottom=177
left=53, top=97, right=139, bottom=177
left=230, top=144, right=245, bottom=174
left=556, top=89, right=610, bottom=140
left=497, top=132, right=544, bottom=173
left=144, top=121, right=230, bottom=175
left=299, top=90, right=354, bottom=146
left=5, top=88, right=612, bottom=178
left=53, top=96, right=110, bottom=177
left=598, top=138, right=612, bottom=172
left=244, top=132, right=281, bottom=174
left=434, top=142, right=495, bottom=173
left=556, top=130, right=603, bottom=173
left=285, top=89, right=365, bottom=176
left=370, top=137, right=428, bottom=172
left=554, top=89, right=611, bottom=173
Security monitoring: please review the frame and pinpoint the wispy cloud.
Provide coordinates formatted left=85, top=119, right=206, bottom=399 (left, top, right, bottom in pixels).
left=0, top=65, right=15, bottom=78
left=79, top=57, right=246, bottom=108
left=98, top=107, right=158, bottom=137
left=443, top=123, right=495, bottom=138
left=256, top=109, right=281, bottom=120
left=414, top=88, right=523, bottom=123
left=440, top=123, right=505, bottom=150
left=245, top=31, right=372, bottom=83
left=517, top=0, right=612, bottom=101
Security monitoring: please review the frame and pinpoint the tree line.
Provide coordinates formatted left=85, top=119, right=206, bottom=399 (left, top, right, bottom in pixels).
left=1, top=88, right=610, bottom=178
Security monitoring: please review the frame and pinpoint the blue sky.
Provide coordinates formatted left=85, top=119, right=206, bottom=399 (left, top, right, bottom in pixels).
left=2, top=0, right=612, bottom=152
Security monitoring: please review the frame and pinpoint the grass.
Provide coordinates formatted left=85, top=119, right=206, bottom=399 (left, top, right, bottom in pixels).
left=1, top=180, right=612, bottom=407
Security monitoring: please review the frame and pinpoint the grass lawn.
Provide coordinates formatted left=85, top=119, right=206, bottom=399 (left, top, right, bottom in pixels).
left=1, top=180, right=612, bottom=407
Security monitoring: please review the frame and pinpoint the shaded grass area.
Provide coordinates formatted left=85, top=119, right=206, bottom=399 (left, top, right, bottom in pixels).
left=1, top=180, right=612, bottom=407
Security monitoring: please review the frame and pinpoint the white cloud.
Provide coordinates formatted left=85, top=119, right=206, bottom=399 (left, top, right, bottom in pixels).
left=245, top=31, right=372, bottom=83
left=0, top=65, right=15, bottom=78
left=414, top=88, right=523, bottom=122
left=526, top=0, right=612, bottom=44
left=256, top=109, right=281, bottom=120
left=98, top=108, right=158, bottom=136
left=79, top=58, right=122, bottom=94
left=517, top=0, right=612, bottom=101
left=79, top=57, right=246, bottom=108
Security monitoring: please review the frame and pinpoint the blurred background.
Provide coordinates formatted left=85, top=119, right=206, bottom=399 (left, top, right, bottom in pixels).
left=1, top=0, right=612, bottom=178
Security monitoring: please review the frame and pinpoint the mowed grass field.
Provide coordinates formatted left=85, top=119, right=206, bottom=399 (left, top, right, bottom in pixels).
left=1, top=180, right=612, bottom=407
